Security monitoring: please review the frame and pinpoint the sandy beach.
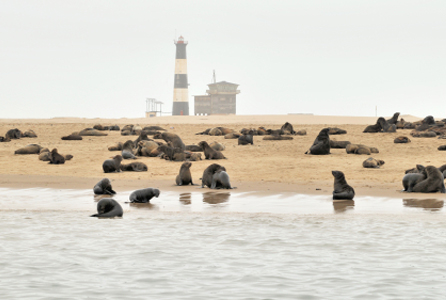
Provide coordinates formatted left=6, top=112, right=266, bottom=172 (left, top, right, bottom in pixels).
left=0, top=114, right=444, bottom=199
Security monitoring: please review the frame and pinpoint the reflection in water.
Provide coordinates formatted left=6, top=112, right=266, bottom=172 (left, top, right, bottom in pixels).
left=128, top=202, right=159, bottom=210
left=93, top=194, right=113, bottom=202
left=403, top=199, right=444, bottom=210
left=179, top=193, right=191, bottom=205
left=203, top=192, right=230, bottom=204
left=333, top=200, right=355, bottom=213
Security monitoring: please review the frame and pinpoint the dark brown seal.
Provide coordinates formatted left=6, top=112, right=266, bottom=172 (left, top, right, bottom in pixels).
left=332, top=170, right=355, bottom=200
left=153, top=132, right=185, bottom=151
left=412, top=166, right=445, bottom=193
left=90, top=198, right=123, bottom=218
left=120, top=162, right=148, bottom=172
left=198, top=141, right=226, bottom=160
left=329, top=140, right=351, bottom=149
left=102, top=155, right=123, bottom=173
left=61, top=134, right=83, bottom=140
left=363, top=118, right=383, bottom=133
left=49, top=148, right=65, bottom=164
left=176, top=162, right=195, bottom=186
left=394, top=136, right=411, bottom=143
left=305, top=128, right=330, bottom=155
left=78, top=128, right=108, bottom=136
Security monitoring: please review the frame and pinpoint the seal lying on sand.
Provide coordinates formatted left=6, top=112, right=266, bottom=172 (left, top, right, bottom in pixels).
left=102, top=155, right=123, bottom=173
left=153, top=132, right=185, bottom=151
left=93, top=178, right=116, bottom=195
left=129, top=188, right=160, bottom=203
left=78, top=128, right=108, bottom=136
left=198, top=141, right=226, bottom=159
left=362, top=157, right=385, bottom=169
left=61, top=134, right=82, bottom=140
left=49, top=148, right=65, bottom=164
left=176, top=162, right=195, bottom=186
left=120, top=162, right=148, bottom=172
left=14, top=144, right=43, bottom=155
left=90, top=198, right=123, bottom=218
left=332, top=171, right=355, bottom=200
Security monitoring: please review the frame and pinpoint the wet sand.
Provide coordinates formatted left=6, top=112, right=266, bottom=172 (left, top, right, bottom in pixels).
left=0, top=114, right=445, bottom=200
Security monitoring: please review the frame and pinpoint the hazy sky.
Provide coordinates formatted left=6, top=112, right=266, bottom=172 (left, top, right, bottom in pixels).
left=1, top=1, right=445, bottom=119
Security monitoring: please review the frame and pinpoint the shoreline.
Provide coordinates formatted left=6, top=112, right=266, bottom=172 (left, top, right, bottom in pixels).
left=0, top=174, right=442, bottom=200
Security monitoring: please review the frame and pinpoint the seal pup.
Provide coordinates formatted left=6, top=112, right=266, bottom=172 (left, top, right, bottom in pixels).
left=332, top=171, right=355, bottom=200
left=362, top=157, right=385, bottom=169
left=78, top=128, right=108, bottom=136
left=198, top=141, right=226, bottom=160
left=48, top=148, right=65, bottom=164
left=90, top=198, right=123, bottom=218
left=129, top=188, right=160, bottom=203
left=201, top=164, right=226, bottom=188
left=102, top=155, right=123, bottom=173
left=210, top=141, right=226, bottom=151
left=22, top=130, right=37, bottom=138
left=176, top=162, right=195, bottom=186
left=5, top=128, right=22, bottom=140
left=108, top=142, right=123, bottom=151
left=412, top=166, right=446, bottom=193
left=61, top=134, right=83, bottom=140
left=238, top=133, right=253, bottom=145
left=394, top=136, right=411, bottom=143
left=93, top=178, right=116, bottom=195
left=211, top=170, right=235, bottom=189
left=121, top=140, right=137, bottom=159
left=305, top=128, right=330, bottom=155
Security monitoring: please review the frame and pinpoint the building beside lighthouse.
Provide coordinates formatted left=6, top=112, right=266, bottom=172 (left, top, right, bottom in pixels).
left=172, top=36, right=189, bottom=115
left=194, top=80, right=240, bottom=115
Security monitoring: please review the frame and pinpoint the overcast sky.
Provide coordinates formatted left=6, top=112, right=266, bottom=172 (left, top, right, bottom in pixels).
left=1, top=1, right=445, bottom=119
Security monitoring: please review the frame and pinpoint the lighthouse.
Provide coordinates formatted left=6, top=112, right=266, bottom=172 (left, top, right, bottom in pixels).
left=172, top=36, right=189, bottom=115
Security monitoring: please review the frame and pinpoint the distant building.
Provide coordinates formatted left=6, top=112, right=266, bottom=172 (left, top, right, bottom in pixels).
left=194, top=81, right=240, bottom=115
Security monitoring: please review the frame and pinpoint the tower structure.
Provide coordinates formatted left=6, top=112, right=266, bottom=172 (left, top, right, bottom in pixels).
left=172, top=36, right=189, bottom=115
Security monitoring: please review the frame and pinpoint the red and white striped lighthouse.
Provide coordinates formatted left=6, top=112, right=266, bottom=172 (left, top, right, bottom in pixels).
left=172, top=36, right=189, bottom=115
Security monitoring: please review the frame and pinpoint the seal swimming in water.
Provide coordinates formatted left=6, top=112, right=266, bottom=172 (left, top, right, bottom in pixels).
left=332, top=171, right=355, bottom=200
left=90, top=198, right=123, bottom=218
left=412, top=166, right=446, bottom=193
left=176, top=162, right=195, bottom=186
left=211, top=170, right=235, bottom=189
left=93, top=178, right=116, bottom=195
left=305, top=128, right=330, bottom=155
left=102, top=155, right=123, bottom=173
left=201, top=163, right=226, bottom=188
left=129, top=188, right=160, bottom=203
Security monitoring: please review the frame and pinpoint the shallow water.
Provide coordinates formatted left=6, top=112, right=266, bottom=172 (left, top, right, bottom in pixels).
left=1, top=188, right=446, bottom=299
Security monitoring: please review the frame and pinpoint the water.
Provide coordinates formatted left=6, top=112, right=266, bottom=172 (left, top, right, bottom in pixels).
left=1, top=188, right=446, bottom=299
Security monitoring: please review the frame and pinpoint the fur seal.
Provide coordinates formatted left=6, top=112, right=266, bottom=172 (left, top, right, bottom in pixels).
left=394, top=136, right=411, bottom=143
left=387, top=112, right=400, bottom=125
left=189, top=153, right=202, bottom=161
left=198, top=141, right=226, bottom=159
left=137, top=140, right=159, bottom=156
left=143, top=126, right=166, bottom=131
left=185, top=145, right=203, bottom=152
left=211, top=170, right=235, bottom=189
left=129, top=188, right=160, bottom=203
left=410, top=130, right=437, bottom=138
left=90, top=198, right=123, bottom=218
left=329, top=140, right=351, bottom=149
left=362, top=157, right=385, bottom=169
left=346, top=144, right=379, bottom=155
left=224, top=132, right=241, bottom=139
left=328, top=127, right=347, bottom=135
left=378, top=118, right=397, bottom=132
left=363, top=119, right=383, bottom=133
left=61, top=134, right=82, bottom=140
left=438, top=145, right=446, bottom=151
left=102, top=155, right=123, bottom=173
left=263, top=135, right=293, bottom=141
left=48, top=148, right=65, bottom=164
left=238, top=134, right=253, bottom=145
left=280, top=122, right=296, bottom=135
left=5, top=128, right=22, bottom=140
left=332, top=171, right=355, bottom=200
left=78, top=128, right=108, bottom=136
left=305, top=128, right=330, bottom=155
left=120, top=162, right=148, bottom=172
left=153, top=132, right=185, bottom=151
left=157, top=144, right=181, bottom=161
left=22, top=130, right=37, bottom=138
left=14, top=144, right=43, bottom=155
left=210, top=141, right=226, bottom=151
left=295, top=129, right=307, bottom=136
left=208, top=127, right=223, bottom=136
left=402, top=173, right=426, bottom=192
left=412, top=166, right=446, bottom=193
left=121, top=140, right=137, bottom=159
left=176, top=162, right=195, bottom=186
left=108, top=142, right=123, bottom=151
left=201, top=164, right=226, bottom=188
left=93, top=178, right=116, bottom=195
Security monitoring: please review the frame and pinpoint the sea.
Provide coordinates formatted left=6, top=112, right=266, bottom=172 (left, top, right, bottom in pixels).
left=1, top=187, right=445, bottom=299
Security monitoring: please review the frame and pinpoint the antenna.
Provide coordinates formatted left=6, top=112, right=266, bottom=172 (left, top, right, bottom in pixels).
left=213, top=70, right=216, bottom=83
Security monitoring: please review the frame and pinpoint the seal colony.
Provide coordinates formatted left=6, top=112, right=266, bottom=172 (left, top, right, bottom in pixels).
left=4, top=113, right=446, bottom=215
